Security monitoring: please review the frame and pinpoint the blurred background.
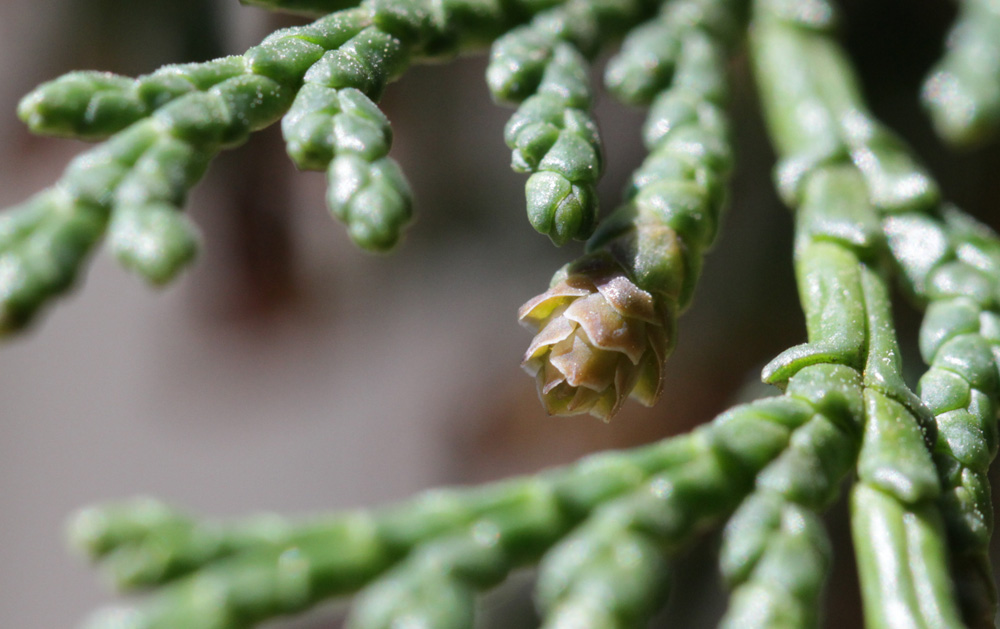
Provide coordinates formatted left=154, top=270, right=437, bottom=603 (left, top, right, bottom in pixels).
left=0, top=0, right=998, bottom=627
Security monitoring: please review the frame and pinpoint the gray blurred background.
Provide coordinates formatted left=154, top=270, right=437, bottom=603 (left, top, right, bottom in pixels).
left=0, top=1, right=996, bottom=627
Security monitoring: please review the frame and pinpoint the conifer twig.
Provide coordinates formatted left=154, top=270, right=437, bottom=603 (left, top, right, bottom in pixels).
left=923, top=0, right=1000, bottom=146
left=750, top=4, right=967, bottom=626
left=520, top=0, right=738, bottom=419
left=752, top=2, right=1000, bottom=623
left=75, top=372, right=874, bottom=629
left=885, top=204, right=1000, bottom=628
left=7, top=0, right=1000, bottom=627
left=486, top=0, right=652, bottom=244
left=2, top=0, right=584, bottom=332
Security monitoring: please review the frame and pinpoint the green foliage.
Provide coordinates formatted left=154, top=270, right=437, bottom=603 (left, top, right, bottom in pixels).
left=923, top=0, right=1000, bottom=146
left=7, top=0, right=1000, bottom=627
left=487, top=0, right=648, bottom=244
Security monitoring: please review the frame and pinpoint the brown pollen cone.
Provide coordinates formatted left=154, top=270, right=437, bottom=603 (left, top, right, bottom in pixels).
left=519, top=254, right=673, bottom=421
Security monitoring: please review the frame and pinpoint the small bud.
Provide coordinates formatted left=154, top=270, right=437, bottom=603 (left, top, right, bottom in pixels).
left=519, top=255, right=671, bottom=421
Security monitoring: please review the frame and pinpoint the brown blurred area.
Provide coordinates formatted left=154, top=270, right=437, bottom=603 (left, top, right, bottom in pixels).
left=1, top=1, right=998, bottom=627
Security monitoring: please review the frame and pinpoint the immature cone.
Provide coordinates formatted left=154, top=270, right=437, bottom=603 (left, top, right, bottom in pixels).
left=519, top=255, right=672, bottom=421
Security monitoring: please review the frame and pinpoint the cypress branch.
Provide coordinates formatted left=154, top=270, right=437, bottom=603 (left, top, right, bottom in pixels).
left=487, top=0, right=638, bottom=245
left=75, top=372, right=867, bottom=628
left=6, top=0, right=1000, bottom=627
left=753, top=4, right=960, bottom=627
left=519, top=0, right=737, bottom=419
left=923, top=0, right=1000, bottom=146
left=752, top=1, right=1000, bottom=622
left=2, top=0, right=586, bottom=331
